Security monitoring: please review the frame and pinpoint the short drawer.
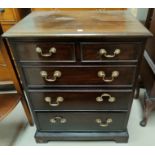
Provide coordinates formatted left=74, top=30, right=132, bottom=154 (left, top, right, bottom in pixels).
left=28, top=90, right=133, bottom=111
left=11, top=41, right=75, bottom=62
left=36, top=112, right=127, bottom=132
left=81, top=42, right=141, bottom=62
left=22, top=66, right=136, bottom=88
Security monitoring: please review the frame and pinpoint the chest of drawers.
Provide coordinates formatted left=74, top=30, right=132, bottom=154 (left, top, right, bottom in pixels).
left=3, top=10, right=152, bottom=143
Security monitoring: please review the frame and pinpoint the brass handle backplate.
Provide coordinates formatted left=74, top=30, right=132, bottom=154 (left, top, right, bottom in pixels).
left=99, top=49, right=121, bottom=58
left=36, top=47, right=56, bottom=57
left=96, top=93, right=116, bottom=103
left=50, top=116, right=67, bottom=124
left=97, top=70, right=119, bottom=83
left=45, top=96, right=64, bottom=107
left=96, top=118, right=112, bottom=127
left=40, top=70, right=61, bottom=82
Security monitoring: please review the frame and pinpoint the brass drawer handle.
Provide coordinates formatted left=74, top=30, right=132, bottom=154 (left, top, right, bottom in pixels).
left=99, top=49, right=121, bottom=58
left=36, top=47, right=56, bottom=57
left=97, top=70, right=119, bottom=82
left=96, top=118, right=112, bottom=127
left=96, top=93, right=116, bottom=103
left=45, top=96, right=64, bottom=107
left=40, top=70, right=61, bottom=82
left=50, top=116, right=67, bottom=124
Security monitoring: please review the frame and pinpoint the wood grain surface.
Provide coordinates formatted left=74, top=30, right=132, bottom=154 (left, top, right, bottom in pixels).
left=3, top=11, right=152, bottom=37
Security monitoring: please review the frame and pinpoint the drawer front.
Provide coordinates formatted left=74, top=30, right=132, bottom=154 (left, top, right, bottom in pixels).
left=0, top=9, right=16, bottom=21
left=12, top=42, right=75, bottom=62
left=0, top=52, right=5, bottom=64
left=23, top=66, right=136, bottom=88
left=0, top=66, right=12, bottom=81
left=28, top=90, right=132, bottom=111
left=81, top=42, right=141, bottom=62
left=36, top=112, right=127, bottom=132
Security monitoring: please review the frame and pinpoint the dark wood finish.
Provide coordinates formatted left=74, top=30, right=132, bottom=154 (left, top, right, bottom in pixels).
left=0, top=94, right=21, bottom=121
left=141, top=52, right=155, bottom=97
left=139, top=51, right=155, bottom=126
left=145, top=14, right=155, bottom=64
left=11, top=41, right=76, bottom=62
left=81, top=42, right=141, bottom=62
left=136, top=8, right=155, bottom=126
left=28, top=89, right=132, bottom=111
left=36, top=112, right=127, bottom=131
left=3, top=11, right=151, bottom=38
left=22, top=66, right=136, bottom=88
left=35, top=131, right=129, bottom=143
left=3, top=10, right=151, bottom=143
left=140, top=91, right=155, bottom=126
left=145, top=8, right=154, bottom=29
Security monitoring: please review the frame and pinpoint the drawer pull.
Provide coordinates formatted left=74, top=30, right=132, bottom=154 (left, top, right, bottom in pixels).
left=99, top=49, right=121, bottom=58
left=45, top=96, right=64, bottom=107
left=50, top=116, right=67, bottom=124
left=40, top=70, right=61, bottom=82
left=36, top=47, right=56, bottom=57
left=96, top=93, right=116, bottom=103
left=96, top=118, right=112, bottom=127
left=97, top=70, right=119, bottom=82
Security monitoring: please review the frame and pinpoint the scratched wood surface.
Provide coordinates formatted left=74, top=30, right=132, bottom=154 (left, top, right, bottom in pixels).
left=3, top=10, right=151, bottom=37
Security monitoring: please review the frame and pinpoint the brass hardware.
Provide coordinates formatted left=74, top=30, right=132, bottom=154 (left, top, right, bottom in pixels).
left=97, top=70, right=119, bottom=82
left=36, top=47, right=56, bottom=57
left=50, top=116, right=67, bottom=124
left=96, top=118, right=112, bottom=127
left=40, top=70, right=61, bottom=82
left=99, top=49, right=121, bottom=58
left=96, top=93, right=116, bottom=103
left=45, top=96, right=64, bottom=107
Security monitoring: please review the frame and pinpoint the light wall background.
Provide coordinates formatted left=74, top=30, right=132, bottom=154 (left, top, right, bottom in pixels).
left=129, top=8, right=149, bottom=23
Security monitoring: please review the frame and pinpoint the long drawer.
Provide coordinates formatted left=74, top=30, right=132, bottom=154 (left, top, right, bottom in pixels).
left=28, top=90, right=133, bottom=111
left=81, top=42, right=141, bottom=62
left=36, top=112, right=127, bottom=132
left=22, top=66, right=136, bottom=88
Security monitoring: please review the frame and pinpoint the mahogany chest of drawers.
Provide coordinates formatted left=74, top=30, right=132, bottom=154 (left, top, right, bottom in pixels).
left=3, top=10, right=151, bottom=143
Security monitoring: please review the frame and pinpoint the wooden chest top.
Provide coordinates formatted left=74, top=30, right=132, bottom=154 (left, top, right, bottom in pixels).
left=2, top=10, right=152, bottom=38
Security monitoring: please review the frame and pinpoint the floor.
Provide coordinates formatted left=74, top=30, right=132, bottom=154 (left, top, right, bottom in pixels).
left=0, top=89, right=155, bottom=146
